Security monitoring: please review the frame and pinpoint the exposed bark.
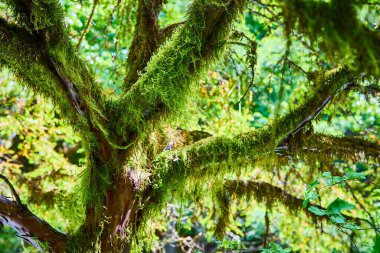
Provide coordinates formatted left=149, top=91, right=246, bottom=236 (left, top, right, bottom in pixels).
left=0, top=196, right=68, bottom=252
left=100, top=169, right=139, bottom=252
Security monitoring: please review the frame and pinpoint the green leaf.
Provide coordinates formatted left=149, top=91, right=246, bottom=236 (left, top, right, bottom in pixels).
left=342, top=222, right=357, bottom=230
left=373, top=234, right=380, bottom=253
left=308, top=206, right=326, bottom=216
left=325, top=178, right=333, bottom=186
left=345, top=171, right=366, bottom=180
left=305, top=190, right=319, bottom=201
left=327, top=198, right=355, bottom=215
left=330, top=214, right=346, bottom=224
left=306, top=180, right=320, bottom=191
left=322, top=172, right=332, bottom=178
left=261, top=242, right=291, bottom=253
left=332, top=176, right=345, bottom=184
left=302, top=199, right=309, bottom=208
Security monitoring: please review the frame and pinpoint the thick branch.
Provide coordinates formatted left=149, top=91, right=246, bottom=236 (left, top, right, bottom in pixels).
left=0, top=19, right=87, bottom=127
left=0, top=195, right=68, bottom=252
left=151, top=67, right=353, bottom=195
left=123, top=0, right=165, bottom=89
left=114, top=0, right=248, bottom=142
left=0, top=18, right=113, bottom=155
left=1, top=0, right=109, bottom=138
left=276, top=133, right=380, bottom=162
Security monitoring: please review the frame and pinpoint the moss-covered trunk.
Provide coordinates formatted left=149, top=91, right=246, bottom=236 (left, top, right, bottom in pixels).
left=70, top=142, right=143, bottom=252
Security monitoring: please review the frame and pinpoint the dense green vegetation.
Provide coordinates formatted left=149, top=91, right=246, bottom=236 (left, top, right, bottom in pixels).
left=0, top=0, right=379, bottom=252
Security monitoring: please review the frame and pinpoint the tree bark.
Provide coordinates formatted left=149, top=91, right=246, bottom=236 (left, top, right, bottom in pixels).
left=0, top=196, right=68, bottom=252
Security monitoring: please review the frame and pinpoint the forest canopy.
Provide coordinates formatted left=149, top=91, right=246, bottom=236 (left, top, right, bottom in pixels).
left=0, top=0, right=379, bottom=252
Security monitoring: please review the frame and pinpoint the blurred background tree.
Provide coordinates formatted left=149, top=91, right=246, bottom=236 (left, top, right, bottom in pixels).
left=0, top=0, right=379, bottom=252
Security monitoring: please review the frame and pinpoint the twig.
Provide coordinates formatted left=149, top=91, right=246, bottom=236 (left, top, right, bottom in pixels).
left=0, top=174, right=22, bottom=205
left=263, top=210, right=270, bottom=247
left=77, top=0, right=99, bottom=49
left=346, top=182, right=379, bottom=232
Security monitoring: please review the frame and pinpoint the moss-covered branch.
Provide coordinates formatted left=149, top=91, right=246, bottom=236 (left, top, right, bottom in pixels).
left=113, top=0, right=248, bottom=142
left=123, top=0, right=165, bottom=89
left=1, top=1, right=110, bottom=146
left=0, top=19, right=87, bottom=129
left=276, top=133, right=380, bottom=163
left=149, top=67, right=353, bottom=199
left=215, top=180, right=366, bottom=234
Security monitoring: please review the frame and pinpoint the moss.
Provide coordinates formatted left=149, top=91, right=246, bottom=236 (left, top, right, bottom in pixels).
left=276, top=132, right=380, bottom=166
left=110, top=0, right=246, bottom=142
left=148, top=66, right=351, bottom=202
left=0, top=20, right=85, bottom=129
left=283, top=0, right=380, bottom=75
left=214, top=180, right=323, bottom=232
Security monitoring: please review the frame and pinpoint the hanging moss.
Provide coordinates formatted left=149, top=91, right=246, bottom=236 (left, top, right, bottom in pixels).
left=283, top=0, right=380, bottom=75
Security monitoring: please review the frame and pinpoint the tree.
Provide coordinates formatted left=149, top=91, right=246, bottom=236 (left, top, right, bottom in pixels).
left=0, top=0, right=379, bottom=252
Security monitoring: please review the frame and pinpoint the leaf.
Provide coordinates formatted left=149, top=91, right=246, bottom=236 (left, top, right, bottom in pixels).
left=306, top=180, right=320, bottom=191
left=325, top=178, right=333, bottom=186
left=308, top=206, right=326, bottom=216
left=302, top=199, right=309, bottom=208
left=322, top=172, right=332, bottom=178
left=303, top=190, right=319, bottom=208
left=342, top=222, right=358, bottom=230
left=345, top=171, right=366, bottom=180
left=326, top=198, right=355, bottom=215
left=373, top=234, right=380, bottom=253
left=305, top=190, right=319, bottom=201
left=330, top=214, right=346, bottom=224
left=332, top=176, right=345, bottom=184
left=261, top=242, right=291, bottom=253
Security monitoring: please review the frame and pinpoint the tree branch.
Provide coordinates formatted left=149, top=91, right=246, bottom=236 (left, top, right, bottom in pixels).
left=77, top=0, right=99, bottom=49
left=150, top=66, right=353, bottom=196
left=114, top=0, right=248, bottom=143
left=0, top=196, right=68, bottom=252
left=1, top=0, right=110, bottom=132
left=275, top=133, right=380, bottom=162
left=123, top=0, right=165, bottom=89
left=0, top=19, right=87, bottom=127
left=159, top=21, right=185, bottom=40
left=0, top=175, right=68, bottom=252
left=220, top=180, right=367, bottom=225
left=0, top=174, right=22, bottom=205
left=0, top=17, right=112, bottom=152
